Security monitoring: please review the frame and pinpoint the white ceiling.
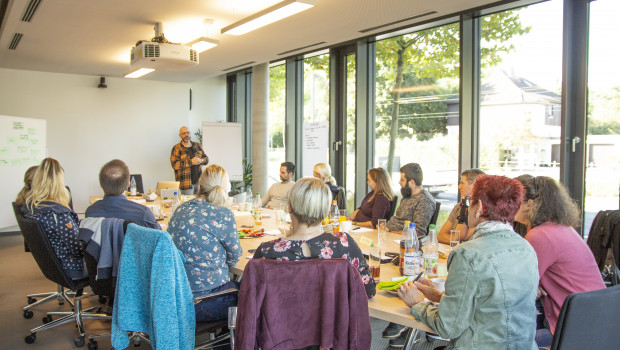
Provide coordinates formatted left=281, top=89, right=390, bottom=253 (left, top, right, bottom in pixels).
left=0, top=0, right=499, bottom=83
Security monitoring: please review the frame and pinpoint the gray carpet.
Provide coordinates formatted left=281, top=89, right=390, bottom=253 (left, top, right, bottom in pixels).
left=1, top=234, right=447, bottom=350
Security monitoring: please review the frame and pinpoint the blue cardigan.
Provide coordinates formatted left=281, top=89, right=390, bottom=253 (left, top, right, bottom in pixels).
left=111, top=224, right=195, bottom=350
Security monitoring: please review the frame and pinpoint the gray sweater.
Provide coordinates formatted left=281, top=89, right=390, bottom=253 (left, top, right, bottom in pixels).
left=387, top=189, right=436, bottom=236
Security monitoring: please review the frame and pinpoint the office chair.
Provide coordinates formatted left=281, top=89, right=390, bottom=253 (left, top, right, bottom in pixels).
left=232, top=258, right=371, bottom=349
left=586, top=210, right=620, bottom=286
left=12, top=202, right=76, bottom=319
left=15, top=214, right=110, bottom=347
left=426, top=202, right=441, bottom=233
left=550, top=285, right=620, bottom=350
left=335, top=186, right=347, bottom=211
left=388, top=195, right=399, bottom=219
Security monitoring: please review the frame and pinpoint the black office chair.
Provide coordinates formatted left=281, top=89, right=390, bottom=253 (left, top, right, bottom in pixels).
left=12, top=202, right=75, bottom=319
left=388, top=195, right=399, bottom=219
left=127, top=174, right=144, bottom=194
left=426, top=202, right=441, bottom=233
left=586, top=210, right=620, bottom=287
left=334, top=186, right=347, bottom=211
left=550, top=285, right=620, bottom=350
left=15, top=214, right=110, bottom=347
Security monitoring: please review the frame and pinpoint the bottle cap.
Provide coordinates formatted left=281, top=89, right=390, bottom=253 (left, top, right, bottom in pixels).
left=332, top=200, right=337, bottom=204
left=430, top=224, right=436, bottom=229
left=409, top=222, right=416, bottom=228
left=404, top=220, right=411, bottom=226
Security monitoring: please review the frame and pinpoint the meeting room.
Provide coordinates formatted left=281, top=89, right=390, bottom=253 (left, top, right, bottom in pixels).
left=1, top=0, right=619, bottom=349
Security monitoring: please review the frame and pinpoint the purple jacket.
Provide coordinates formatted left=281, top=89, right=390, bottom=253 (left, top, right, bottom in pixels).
left=235, top=258, right=371, bottom=350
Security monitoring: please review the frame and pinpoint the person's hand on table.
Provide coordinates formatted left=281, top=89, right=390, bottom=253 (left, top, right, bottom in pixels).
left=414, top=278, right=443, bottom=303
left=397, top=281, right=425, bottom=307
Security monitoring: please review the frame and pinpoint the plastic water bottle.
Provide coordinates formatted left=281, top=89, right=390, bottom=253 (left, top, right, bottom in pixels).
left=329, top=200, right=339, bottom=232
left=171, top=191, right=181, bottom=213
left=403, top=223, right=419, bottom=276
left=424, top=224, right=439, bottom=278
left=399, top=220, right=411, bottom=275
left=253, top=193, right=262, bottom=226
left=129, top=176, right=137, bottom=196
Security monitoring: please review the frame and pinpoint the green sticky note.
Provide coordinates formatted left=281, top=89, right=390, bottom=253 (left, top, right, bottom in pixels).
left=7, top=137, right=18, bottom=145
left=0, top=159, right=9, bottom=166
left=20, top=134, right=29, bottom=141
left=0, top=147, right=9, bottom=155
left=11, top=158, right=22, bottom=166
left=13, top=122, right=24, bottom=130
left=17, top=146, right=28, bottom=153
left=31, top=148, right=42, bottom=156
left=28, top=128, right=37, bottom=135
left=29, top=139, right=38, bottom=145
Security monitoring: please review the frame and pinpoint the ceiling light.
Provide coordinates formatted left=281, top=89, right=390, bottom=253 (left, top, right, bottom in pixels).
left=185, top=37, right=219, bottom=53
left=124, top=68, right=155, bottom=78
left=221, top=0, right=316, bottom=35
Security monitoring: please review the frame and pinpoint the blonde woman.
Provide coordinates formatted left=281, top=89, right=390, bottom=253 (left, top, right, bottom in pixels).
left=22, top=158, right=84, bottom=279
left=15, top=165, right=38, bottom=205
left=168, top=164, right=242, bottom=322
left=253, top=177, right=376, bottom=298
left=313, top=163, right=339, bottom=198
left=350, top=168, right=396, bottom=228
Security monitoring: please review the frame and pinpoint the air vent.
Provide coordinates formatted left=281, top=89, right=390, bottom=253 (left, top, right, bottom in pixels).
left=359, top=11, right=437, bottom=33
left=278, top=42, right=326, bottom=56
left=21, top=0, right=42, bottom=22
left=189, top=49, right=198, bottom=62
left=9, top=33, right=23, bottom=50
left=222, top=61, right=256, bottom=72
left=144, top=43, right=160, bottom=58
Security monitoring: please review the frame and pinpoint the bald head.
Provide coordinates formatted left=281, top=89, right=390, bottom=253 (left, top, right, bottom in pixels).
left=179, top=126, right=191, bottom=143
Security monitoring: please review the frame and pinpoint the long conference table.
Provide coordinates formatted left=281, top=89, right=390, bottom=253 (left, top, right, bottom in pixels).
left=89, top=196, right=443, bottom=333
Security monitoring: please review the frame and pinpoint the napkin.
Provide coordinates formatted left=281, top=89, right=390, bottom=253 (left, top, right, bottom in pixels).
left=264, top=229, right=281, bottom=236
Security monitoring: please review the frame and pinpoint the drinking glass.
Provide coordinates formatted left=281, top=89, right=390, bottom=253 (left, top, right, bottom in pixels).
left=377, top=219, right=387, bottom=247
left=369, top=246, right=382, bottom=282
left=450, top=230, right=460, bottom=251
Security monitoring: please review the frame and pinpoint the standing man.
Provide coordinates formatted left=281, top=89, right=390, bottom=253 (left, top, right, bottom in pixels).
left=386, top=163, right=436, bottom=236
left=170, top=126, right=208, bottom=195
left=262, top=162, right=296, bottom=208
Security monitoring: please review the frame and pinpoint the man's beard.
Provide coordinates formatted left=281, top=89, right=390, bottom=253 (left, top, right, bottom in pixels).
left=400, top=185, right=412, bottom=198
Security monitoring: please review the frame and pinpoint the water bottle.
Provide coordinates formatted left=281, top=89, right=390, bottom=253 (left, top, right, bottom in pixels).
left=129, top=176, right=137, bottom=196
left=329, top=200, right=339, bottom=232
left=399, top=220, right=411, bottom=275
left=403, top=223, right=419, bottom=276
left=171, top=190, right=181, bottom=213
left=253, top=193, right=262, bottom=226
left=245, top=188, right=253, bottom=211
left=423, top=224, right=439, bottom=278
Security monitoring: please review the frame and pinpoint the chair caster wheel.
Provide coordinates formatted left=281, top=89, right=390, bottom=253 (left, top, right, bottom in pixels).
left=23, top=310, right=34, bottom=319
left=88, top=339, right=98, bottom=350
left=28, top=297, right=36, bottom=304
left=98, top=296, right=107, bottom=304
left=42, top=315, right=53, bottom=324
left=25, top=333, right=36, bottom=344
left=75, top=336, right=85, bottom=347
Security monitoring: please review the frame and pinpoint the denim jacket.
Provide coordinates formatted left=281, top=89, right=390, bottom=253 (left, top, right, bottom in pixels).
left=410, top=221, right=539, bottom=350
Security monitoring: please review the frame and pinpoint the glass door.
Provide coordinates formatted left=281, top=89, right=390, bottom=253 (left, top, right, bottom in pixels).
left=583, top=0, right=620, bottom=236
left=344, top=53, right=356, bottom=213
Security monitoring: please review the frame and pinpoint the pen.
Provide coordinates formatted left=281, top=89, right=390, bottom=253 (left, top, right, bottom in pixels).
left=412, top=271, right=424, bottom=283
left=352, top=227, right=360, bottom=231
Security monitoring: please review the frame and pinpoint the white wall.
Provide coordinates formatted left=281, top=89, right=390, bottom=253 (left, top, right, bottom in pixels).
left=0, top=68, right=226, bottom=226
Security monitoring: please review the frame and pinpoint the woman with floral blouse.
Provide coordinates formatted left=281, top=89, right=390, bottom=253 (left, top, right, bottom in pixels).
left=168, top=164, right=242, bottom=322
left=253, top=177, right=376, bottom=298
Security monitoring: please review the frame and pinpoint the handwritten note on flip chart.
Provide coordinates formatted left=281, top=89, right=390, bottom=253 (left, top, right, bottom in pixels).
left=0, top=115, right=47, bottom=229
left=302, top=121, right=329, bottom=177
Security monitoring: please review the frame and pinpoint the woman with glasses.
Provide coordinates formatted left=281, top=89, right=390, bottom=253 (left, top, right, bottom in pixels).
left=514, top=176, right=605, bottom=346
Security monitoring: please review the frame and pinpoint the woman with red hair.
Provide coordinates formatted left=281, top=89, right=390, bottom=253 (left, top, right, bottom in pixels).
left=398, top=175, right=539, bottom=350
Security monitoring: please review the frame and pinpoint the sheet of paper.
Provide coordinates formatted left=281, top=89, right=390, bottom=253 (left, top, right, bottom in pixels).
left=264, top=229, right=281, bottom=236
left=350, top=226, right=373, bottom=233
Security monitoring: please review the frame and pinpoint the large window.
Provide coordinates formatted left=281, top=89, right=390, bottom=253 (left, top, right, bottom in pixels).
left=479, top=0, right=563, bottom=179
left=304, top=54, right=330, bottom=122
left=268, top=64, right=286, bottom=186
left=584, top=0, right=620, bottom=235
left=375, top=23, right=460, bottom=228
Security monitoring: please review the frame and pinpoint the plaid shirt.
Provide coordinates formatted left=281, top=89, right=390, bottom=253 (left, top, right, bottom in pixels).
left=170, top=141, right=208, bottom=190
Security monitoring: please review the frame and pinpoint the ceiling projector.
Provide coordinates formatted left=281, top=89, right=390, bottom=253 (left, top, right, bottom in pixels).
left=129, top=23, right=198, bottom=71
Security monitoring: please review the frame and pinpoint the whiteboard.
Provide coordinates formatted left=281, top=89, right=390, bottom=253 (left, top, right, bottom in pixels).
left=0, top=115, right=47, bottom=229
left=302, top=121, right=329, bottom=177
left=201, top=122, right=243, bottom=182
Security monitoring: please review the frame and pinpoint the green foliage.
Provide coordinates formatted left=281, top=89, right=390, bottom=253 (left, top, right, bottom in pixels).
left=588, top=119, right=620, bottom=135
left=233, top=158, right=253, bottom=191
left=194, top=129, right=202, bottom=145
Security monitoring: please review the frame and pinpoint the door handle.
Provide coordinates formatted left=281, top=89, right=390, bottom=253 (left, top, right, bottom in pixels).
left=571, top=136, right=581, bottom=153
left=332, top=141, right=342, bottom=151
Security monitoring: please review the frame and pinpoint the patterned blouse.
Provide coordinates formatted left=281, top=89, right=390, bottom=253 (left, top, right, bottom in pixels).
left=168, top=198, right=242, bottom=299
left=253, top=232, right=376, bottom=298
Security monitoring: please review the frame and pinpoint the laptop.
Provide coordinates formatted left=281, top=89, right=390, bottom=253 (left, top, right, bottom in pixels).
left=155, top=181, right=180, bottom=197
